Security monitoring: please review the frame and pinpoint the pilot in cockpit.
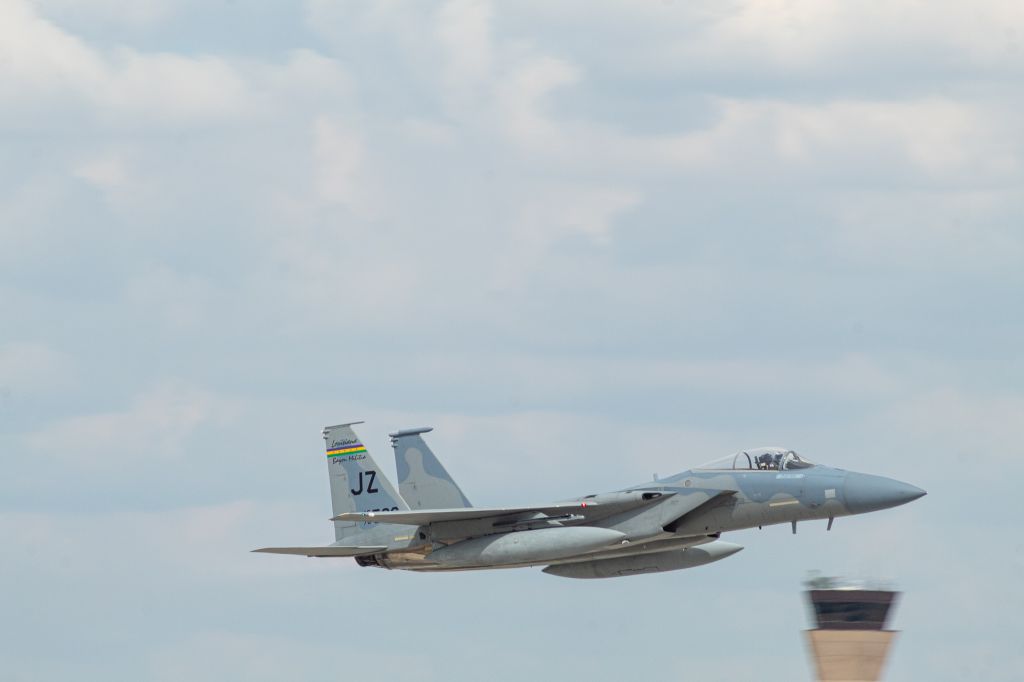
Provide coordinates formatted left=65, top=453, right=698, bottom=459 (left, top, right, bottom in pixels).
left=780, top=451, right=798, bottom=470
left=756, top=452, right=782, bottom=470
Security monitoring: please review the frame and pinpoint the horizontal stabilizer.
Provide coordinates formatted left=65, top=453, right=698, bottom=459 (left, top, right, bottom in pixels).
left=331, top=503, right=595, bottom=526
left=252, top=545, right=387, bottom=557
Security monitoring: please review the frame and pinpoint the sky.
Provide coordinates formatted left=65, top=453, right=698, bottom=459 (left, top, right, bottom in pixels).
left=1, top=0, right=1022, bottom=679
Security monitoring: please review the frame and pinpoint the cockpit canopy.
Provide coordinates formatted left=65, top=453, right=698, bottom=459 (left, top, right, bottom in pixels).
left=696, top=447, right=815, bottom=472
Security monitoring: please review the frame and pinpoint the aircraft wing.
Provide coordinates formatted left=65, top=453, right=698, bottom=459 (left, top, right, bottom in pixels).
left=331, top=502, right=598, bottom=526
left=252, top=545, right=387, bottom=557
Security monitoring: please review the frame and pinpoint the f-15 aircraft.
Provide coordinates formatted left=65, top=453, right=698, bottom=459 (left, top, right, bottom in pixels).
left=254, top=422, right=925, bottom=579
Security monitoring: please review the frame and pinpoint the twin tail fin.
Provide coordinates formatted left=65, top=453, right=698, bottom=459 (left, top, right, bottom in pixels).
left=391, top=427, right=472, bottom=509
left=324, top=422, right=409, bottom=541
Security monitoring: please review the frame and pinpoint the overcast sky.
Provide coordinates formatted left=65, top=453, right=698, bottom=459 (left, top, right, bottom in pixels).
left=2, top=1, right=1022, bottom=680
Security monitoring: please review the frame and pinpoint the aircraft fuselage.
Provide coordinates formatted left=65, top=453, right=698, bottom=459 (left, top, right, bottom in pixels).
left=255, top=429, right=925, bottom=579
left=354, top=464, right=924, bottom=572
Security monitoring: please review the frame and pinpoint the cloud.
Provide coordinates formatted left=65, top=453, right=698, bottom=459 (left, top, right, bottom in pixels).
left=123, top=267, right=220, bottom=331
left=0, top=2, right=354, bottom=129
left=145, top=630, right=440, bottom=682
left=511, top=0, right=1024, bottom=81
left=435, top=0, right=494, bottom=91
left=309, top=2, right=1021, bottom=191
left=0, top=499, right=339, bottom=583
left=0, top=1, right=246, bottom=126
left=1, top=3, right=1021, bottom=680
left=492, top=95, right=1020, bottom=189
left=683, top=0, right=1024, bottom=73
left=0, top=342, right=73, bottom=395
left=304, top=1, right=584, bottom=152
left=878, top=388, right=1024, bottom=466
left=25, top=383, right=238, bottom=468
left=832, top=188, right=1024, bottom=272
left=312, top=116, right=367, bottom=210
left=387, top=352, right=904, bottom=405
left=147, top=632, right=340, bottom=682
left=33, top=0, right=179, bottom=30
left=494, top=55, right=581, bottom=149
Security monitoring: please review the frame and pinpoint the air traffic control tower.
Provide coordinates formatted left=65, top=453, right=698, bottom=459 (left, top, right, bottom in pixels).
left=803, top=576, right=901, bottom=682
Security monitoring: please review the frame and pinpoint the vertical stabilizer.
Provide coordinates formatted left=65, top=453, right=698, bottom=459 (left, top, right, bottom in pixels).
left=391, top=427, right=472, bottom=509
left=324, top=422, right=408, bottom=541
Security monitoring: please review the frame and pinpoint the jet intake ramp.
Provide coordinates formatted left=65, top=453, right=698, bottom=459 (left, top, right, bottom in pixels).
left=662, top=490, right=737, bottom=533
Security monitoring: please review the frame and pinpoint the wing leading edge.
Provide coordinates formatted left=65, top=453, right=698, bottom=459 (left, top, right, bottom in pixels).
left=252, top=545, right=387, bottom=557
left=330, top=503, right=592, bottom=525
left=330, top=490, right=680, bottom=526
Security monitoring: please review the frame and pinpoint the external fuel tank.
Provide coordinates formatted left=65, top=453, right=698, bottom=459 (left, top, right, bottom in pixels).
left=428, top=527, right=626, bottom=568
left=541, top=540, right=743, bottom=579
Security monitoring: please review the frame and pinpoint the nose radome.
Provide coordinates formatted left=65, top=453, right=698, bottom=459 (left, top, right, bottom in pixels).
left=844, top=473, right=927, bottom=514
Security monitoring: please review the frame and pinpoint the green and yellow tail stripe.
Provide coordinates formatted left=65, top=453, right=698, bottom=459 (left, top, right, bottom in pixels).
left=327, top=444, right=367, bottom=457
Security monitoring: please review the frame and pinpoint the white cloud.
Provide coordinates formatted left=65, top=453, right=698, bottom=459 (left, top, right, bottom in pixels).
left=297, top=1, right=1022, bottom=190
left=146, top=631, right=437, bottom=682
left=255, top=49, right=356, bottom=118
left=878, top=388, right=1024, bottom=465
left=535, top=185, right=641, bottom=245
left=394, top=352, right=904, bottom=404
left=399, top=117, right=457, bottom=146
left=147, top=632, right=335, bottom=682
left=26, top=383, right=238, bottom=468
left=493, top=55, right=580, bottom=150
left=33, top=0, right=180, bottom=30
left=495, top=95, right=1021, bottom=189
left=754, top=98, right=1019, bottom=180
left=74, top=153, right=129, bottom=190
left=1, top=4, right=1021, bottom=680
left=629, top=354, right=904, bottom=397
left=668, top=0, right=1024, bottom=74
left=477, top=184, right=641, bottom=288
left=441, top=0, right=1024, bottom=93
left=123, top=267, right=218, bottom=331
left=0, top=0, right=104, bottom=97
left=0, top=2, right=355, bottom=129
left=833, top=189, right=1024, bottom=272
left=312, top=116, right=367, bottom=209
left=71, top=149, right=164, bottom=214
left=0, top=342, right=73, bottom=394
left=97, top=50, right=249, bottom=124
left=0, top=1, right=246, bottom=126
left=435, top=0, right=494, bottom=91
left=0, top=500, right=341, bottom=584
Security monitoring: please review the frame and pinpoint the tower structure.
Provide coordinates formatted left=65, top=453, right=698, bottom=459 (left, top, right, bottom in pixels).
left=803, top=576, right=900, bottom=682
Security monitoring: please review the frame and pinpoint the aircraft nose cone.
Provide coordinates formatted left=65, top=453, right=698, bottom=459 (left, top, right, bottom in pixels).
left=844, top=473, right=927, bottom=514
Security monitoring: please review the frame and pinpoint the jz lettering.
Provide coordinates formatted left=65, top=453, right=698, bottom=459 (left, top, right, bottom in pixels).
left=350, top=470, right=380, bottom=496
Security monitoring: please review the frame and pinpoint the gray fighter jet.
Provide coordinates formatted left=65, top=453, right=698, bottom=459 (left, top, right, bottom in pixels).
left=254, top=422, right=926, bottom=578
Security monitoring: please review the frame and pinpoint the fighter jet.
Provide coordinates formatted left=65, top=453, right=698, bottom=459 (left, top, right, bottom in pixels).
left=254, top=422, right=926, bottom=578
